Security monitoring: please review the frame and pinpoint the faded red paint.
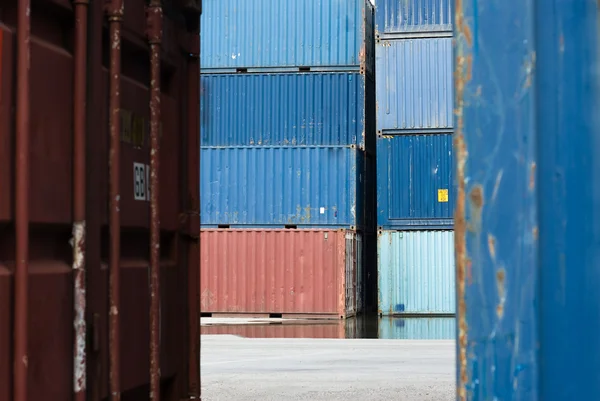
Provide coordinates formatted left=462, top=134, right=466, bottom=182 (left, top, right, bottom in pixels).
left=0, top=0, right=201, bottom=399
left=201, top=323, right=347, bottom=339
left=200, top=229, right=362, bottom=318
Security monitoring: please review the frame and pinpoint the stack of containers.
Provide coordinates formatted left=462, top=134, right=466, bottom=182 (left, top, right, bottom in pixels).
left=375, top=0, right=456, bottom=316
left=200, top=0, right=376, bottom=319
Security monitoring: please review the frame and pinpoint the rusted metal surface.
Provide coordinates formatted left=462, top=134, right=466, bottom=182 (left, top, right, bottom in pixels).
left=72, top=0, right=89, bottom=397
left=0, top=0, right=199, bottom=398
left=14, top=0, right=32, bottom=399
left=453, top=0, right=470, bottom=399
left=146, top=0, right=163, bottom=399
left=105, top=0, right=124, bottom=398
left=200, top=229, right=363, bottom=318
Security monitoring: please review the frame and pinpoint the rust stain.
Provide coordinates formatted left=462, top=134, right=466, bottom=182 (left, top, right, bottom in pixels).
left=529, top=162, right=536, bottom=191
left=496, top=268, right=506, bottom=319
left=454, top=0, right=473, bottom=399
left=487, top=234, right=496, bottom=262
left=533, top=226, right=539, bottom=241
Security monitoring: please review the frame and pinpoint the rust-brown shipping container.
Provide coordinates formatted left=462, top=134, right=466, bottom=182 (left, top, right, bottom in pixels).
left=200, top=229, right=363, bottom=319
left=0, top=0, right=201, bottom=399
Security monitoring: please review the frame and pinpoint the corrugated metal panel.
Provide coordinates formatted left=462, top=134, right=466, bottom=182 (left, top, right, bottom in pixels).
left=378, top=317, right=456, bottom=339
left=200, top=72, right=373, bottom=149
left=200, top=147, right=364, bottom=227
left=378, top=230, right=455, bottom=315
left=377, top=134, right=454, bottom=228
left=201, top=0, right=374, bottom=72
left=375, top=0, right=453, bottom=36
left=376, top=38, right=453, bottom=131
left=200, top=229, right=362, bottom=317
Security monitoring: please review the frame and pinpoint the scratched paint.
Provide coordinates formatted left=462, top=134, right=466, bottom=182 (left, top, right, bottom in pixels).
left=200, top=146, right=366, bottom=228
left=456, top=0, right=600, bottom=400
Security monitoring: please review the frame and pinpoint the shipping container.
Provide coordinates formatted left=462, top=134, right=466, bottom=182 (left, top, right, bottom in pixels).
left=201, top=322, right=348, bottom=339
left=456, top=1, right=600, bottom=400
left=378, top=230, right=455, bottom=315
left=201, top=72, right=375, bottom=150
left=377, top=134, right=454, bottom=228
left=377, top=317, right=456, bottom=339
left=376, top=38, right=453, bottom=131
left=201, top=0, right=374, bottom=73
left=200, top=229, right=363, bottom=318
left=0, top=0, right=201, bottom=399
left=200, top=146, right=366, bottom=228
left=375, top=0, right=453, bottom=37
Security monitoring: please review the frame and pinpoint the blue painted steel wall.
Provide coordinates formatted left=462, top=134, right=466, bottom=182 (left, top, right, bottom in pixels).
left=378, top=230, right=455, bottom=315
left=201, top=0, right=374, bottom=72
left=456, top=1, right=600, bottom=400
left=378, top=318, right=455, bottom=339
left=375, top=0, right=453, bottom=37
left=201, top=73, right=374, bottom=150
left=200, top=147, right=365, bottom=227
left=377, top=134, right=454, bottom=228
left=376, top=38, right=453, bottom=132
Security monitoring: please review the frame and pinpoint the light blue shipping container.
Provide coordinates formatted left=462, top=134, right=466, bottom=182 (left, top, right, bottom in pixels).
left=201, top=0, right=374, bottom=73
left=378, top=230, right=455, bottom=315
left=378, top=317, right=456, bottom=339
left=200, top=147, right=365, bottom=227
left=377, top=134, right=454, bottom=228
left=201, top=72, right=375, bottom=150
left=376, top=38, right=453, bottom=131
left=375, top=0, right=453, bottom=37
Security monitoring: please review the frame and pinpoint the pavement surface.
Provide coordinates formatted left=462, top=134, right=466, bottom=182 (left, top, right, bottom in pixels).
left=201, top=334, right=456, bottom=401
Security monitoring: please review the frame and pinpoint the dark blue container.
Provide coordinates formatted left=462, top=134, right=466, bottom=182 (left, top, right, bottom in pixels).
left=201, top=72, right=375, bottom=151
left=200, top=146, right=366, bottom=228
left=456, top=0, right=600, bottom=400
left=375, top=0, right=453, bottom=38
left=377, top=134, right=454, bottom=228
left=376, top=38, right=453, bottom=132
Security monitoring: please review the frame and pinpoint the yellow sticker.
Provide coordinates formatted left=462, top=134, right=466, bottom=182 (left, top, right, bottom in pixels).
left=120, top=110, right=132, bottom=143
left=438, top=189, right=449, bottom=203
left=132, top=114, right=146, bottom=148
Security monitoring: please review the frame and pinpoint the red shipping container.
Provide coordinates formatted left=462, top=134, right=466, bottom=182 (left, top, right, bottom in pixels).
left=200, top=229, right=362, bottom=319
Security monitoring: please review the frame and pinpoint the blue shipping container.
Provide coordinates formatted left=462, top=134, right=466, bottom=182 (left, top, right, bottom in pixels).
left=456, top=1, right=600, bottom=400
left=201, top=72, right=375, bottom=150
left=378, top=230, right=455, bottom=315
left=375, top=0, right=453, bottom=37
left=201, top=0, right=374, bottom=73
left=200, top=147, right=365, bottom=227
left=378, top=317, right=456, bottom=340
left=377, top=134, right=454, bottom=228
left=376, top=38, right=453, bottom=131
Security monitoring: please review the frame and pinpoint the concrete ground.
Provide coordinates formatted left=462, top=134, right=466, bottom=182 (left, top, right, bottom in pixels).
left=201, top=335, right=456, bottom=401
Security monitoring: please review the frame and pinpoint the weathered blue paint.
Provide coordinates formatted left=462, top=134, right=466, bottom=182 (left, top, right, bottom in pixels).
left=378, top=317, right=456, bottom=340
left=375, top=0, right=453, bottom=37
left=201, top=0, right=374, bottom=73
left=376, top=38, right=453, bottom=132
left=377, top=134, right=454, bottom=228
left=200, top=72, right=375, bottom=150
left=378, top=230, right=455, bottom=315
left=455, top=1, right=600, bottom=400
left=200, top=147, right=365, bottom=227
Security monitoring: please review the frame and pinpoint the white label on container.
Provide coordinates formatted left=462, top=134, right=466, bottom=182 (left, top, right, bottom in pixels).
left=134, top=162, right=146, bottom=201
left=320, top=207, right=325, bottom=214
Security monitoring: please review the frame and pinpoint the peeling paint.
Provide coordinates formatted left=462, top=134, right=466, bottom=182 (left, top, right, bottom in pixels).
left=488, top=234, right=496, bottom=262
left=72, top=221, right=87, bottom=393
left=529, top=162, right=536, bottom=191
left=454, top=0, right=474, bottom=399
